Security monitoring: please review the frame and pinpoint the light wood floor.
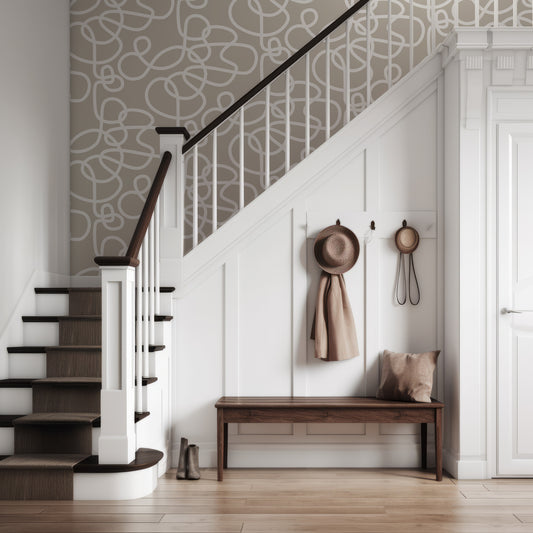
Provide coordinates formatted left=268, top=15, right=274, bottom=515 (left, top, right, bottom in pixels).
left=1, top=468, right=533, bottom=532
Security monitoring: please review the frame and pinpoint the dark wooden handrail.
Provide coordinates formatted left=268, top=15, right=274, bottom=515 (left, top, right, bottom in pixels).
left=182, top=0, right=370, bottom=154
left=94, top=151, right=172, bottom=267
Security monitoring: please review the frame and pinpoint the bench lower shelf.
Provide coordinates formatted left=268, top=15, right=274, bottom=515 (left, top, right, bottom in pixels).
left=215, top=396, right=444, bottom=481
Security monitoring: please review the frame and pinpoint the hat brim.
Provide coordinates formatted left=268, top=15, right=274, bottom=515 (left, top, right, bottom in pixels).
left=314, top=225, right=360, bottom=274
left=395, top=226, right=420, bottom=254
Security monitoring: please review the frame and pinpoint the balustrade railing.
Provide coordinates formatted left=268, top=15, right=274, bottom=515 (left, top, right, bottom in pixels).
left=177, top=0, right=533, bottom=254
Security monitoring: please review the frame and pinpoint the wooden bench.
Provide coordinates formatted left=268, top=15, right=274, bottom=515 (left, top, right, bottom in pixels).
left=215, top=396, right=444, bottom=481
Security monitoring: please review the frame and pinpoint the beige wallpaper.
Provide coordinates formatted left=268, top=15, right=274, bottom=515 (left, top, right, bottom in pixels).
left=70, top=0, right=526, bottom=275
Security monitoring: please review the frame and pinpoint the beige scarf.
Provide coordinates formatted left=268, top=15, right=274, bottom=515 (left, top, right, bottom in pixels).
left=311, top=271, right=359, bottom=361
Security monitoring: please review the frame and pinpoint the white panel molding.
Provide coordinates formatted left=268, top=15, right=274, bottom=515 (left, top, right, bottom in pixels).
left=292, top=204, right=308, bottom=396
left=224, top=256, right=240, bottom=396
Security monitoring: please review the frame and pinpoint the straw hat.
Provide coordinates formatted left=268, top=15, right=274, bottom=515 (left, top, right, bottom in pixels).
left=395, top=222, right=419, bottom=254
left=314, top=220, right=359, bottom=274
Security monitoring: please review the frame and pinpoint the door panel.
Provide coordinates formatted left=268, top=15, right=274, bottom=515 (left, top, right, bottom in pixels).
left=497, top=123, right=533, bottom=476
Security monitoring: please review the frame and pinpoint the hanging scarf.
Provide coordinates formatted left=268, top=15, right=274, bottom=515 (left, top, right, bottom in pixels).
left=311, top=271, right=359, bottom=361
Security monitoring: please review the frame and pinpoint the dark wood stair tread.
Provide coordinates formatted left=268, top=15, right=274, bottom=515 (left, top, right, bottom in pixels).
left=0, top=377, right=156, bottom=387
left=8, top=344, right=165, bottom=353
left=73, top=448, right=163, bottom=473
left=0, top=415, right=25, bottom=427
left=33, top=377, right=101, bottom=386
left=0, top=379, right=36, bottom=388
left=14, top=413, right=100, bottom=425
left=0, top=454, right=89, bottom=469
left=22, top=315, right=172, bottom=322
left=0, top=412, right=149, bottom=427
left=35, top=287, right=175, bottom=294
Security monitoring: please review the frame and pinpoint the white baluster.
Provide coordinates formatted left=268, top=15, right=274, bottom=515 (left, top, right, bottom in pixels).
left=366, top=4, right=371, bottom=106
left=212, top=128, right=217, bottom=233
left=409, top=0, right=413, bottom=70
left=454, top=0, right=458, bottom=28
left=154, top=201, right=160, bottom=313
left=285, top=69, right=291, bottom=173
left=305, top=53, right=310, bottom=157
left=388, top=0, right=392, bottom=89
left=494, top=0, right=499, bottom=26
left=345, top=23, right=350, bottom=124
left=474, top=0, right=479, bottom=27
left=265, top=85, right=271, bottom=188
left=513, top=1, right=517, bottom=27
left=135, top=250, right=142, bottom=413
left=431, top=0, right=436, bottom=51
left=193, top=144, right=198, bottom=248
left=142, top=240, right=149, bottom=381
left=326, top=36, right=331, bottom=139
left=149, top=219, right=155, bottom=347
left=239, top=107, right=244, bottom=209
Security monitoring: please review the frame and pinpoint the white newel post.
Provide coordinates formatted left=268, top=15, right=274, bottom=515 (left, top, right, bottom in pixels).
left=157, top=128, right=188, bottom=289
left=99, top=265, right=136, bottom=464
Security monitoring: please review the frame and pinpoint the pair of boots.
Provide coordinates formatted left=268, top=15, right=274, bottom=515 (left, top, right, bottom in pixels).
left=176, top=437, right=200, bottom=480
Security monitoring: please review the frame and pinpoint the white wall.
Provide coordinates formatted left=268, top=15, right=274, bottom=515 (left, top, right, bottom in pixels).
left=169, top=55, right=444, bottom=468
left=0, top=0, right=70, bottom=375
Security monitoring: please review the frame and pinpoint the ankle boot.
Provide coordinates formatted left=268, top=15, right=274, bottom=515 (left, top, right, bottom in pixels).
left=176, top=437, right=188, bottom=480
left=187, top=444, right=200, bottom=480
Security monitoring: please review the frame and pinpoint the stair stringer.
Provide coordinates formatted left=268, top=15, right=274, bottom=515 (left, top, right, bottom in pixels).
left=161, top=50, right=443, bottom=296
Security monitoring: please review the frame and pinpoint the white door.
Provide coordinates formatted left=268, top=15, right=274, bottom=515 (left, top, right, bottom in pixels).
left=497, top=123, right=533, bottom=476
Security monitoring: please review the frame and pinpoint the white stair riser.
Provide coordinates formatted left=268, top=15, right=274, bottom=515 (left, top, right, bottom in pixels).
left=22, top=322, right=167, bottom=347
left=36, top=294, right=69, bottom=316
left=0, top=429, right=14, bottom=454
left=23, top=323, right=58, bottom=346
left=73, top=465, right=158, bottom=500
left=34, top=292, right=172, bottom=317
left=8, top=354, right=46, bottom=379
left=0, top=389, right=32, bottom=415
left=0, top=427, right=100, bottom=455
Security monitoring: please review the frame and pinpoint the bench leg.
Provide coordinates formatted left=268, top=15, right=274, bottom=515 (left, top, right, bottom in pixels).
left=435, top=409, right=442, bottom=481
left=224, top=423, right=228, bottom=468
left=217, top=409, right=224, bottom=481
left=421, top=423, right=427, bottom=469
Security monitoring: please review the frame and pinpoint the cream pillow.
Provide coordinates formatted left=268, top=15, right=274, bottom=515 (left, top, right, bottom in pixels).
left=376, top=349, right=440, bottom=403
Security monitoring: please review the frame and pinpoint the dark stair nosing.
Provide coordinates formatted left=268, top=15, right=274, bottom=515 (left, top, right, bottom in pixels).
left=8, top=344, right=165, bottom=353
left=73, top=447, right=163, bottom=473
left=0, top=378, right=36, bottom=388
left=0, top=377, right=156, bottom=388
left=0, top=415, right=24, bottom=427
left=14, top=412, right=100, bottom=425
left=22, top=315, right=172, bottom=322
left=92, top=412, right=150, bottom=428
left=35, top=287, right=175, bottom=294
left=0, top=412, right=150, bottom=428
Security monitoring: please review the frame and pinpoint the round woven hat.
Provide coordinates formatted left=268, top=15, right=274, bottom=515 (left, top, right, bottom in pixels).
left=314, top=221, right=359, bottom=274
left=395, top=224, right=419, bottom=254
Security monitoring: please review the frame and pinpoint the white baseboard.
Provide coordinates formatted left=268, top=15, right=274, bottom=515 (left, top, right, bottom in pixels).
left=443, top=449, right=488, bottom=479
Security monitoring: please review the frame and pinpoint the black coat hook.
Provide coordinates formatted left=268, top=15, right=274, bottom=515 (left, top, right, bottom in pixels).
left=402, top=219, right=407, bottom=227
left=370, top=220, right=375, bottom=230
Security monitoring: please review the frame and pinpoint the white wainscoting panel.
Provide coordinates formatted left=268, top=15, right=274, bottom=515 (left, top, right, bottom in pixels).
left=172, top=74, right=443, bottom=468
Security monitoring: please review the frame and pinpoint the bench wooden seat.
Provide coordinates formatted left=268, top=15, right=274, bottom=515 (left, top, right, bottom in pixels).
left=215, top=396, right=443, bottom=481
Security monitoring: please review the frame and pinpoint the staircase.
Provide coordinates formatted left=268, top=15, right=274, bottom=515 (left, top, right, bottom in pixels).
left=0, top=287, right=171, bottom=499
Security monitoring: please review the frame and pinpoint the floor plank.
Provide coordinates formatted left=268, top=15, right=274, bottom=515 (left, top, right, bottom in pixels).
left=1, top=468, right=533, bottom=532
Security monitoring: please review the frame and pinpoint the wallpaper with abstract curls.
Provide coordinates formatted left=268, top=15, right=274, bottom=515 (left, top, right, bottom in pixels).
left=70, top=0, right=529, bottom=275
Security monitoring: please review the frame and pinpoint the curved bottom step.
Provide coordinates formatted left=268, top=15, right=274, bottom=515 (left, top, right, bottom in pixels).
left=73, top=449, right=164, bottom=500
left=0, top=448, right=163, bottom=500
